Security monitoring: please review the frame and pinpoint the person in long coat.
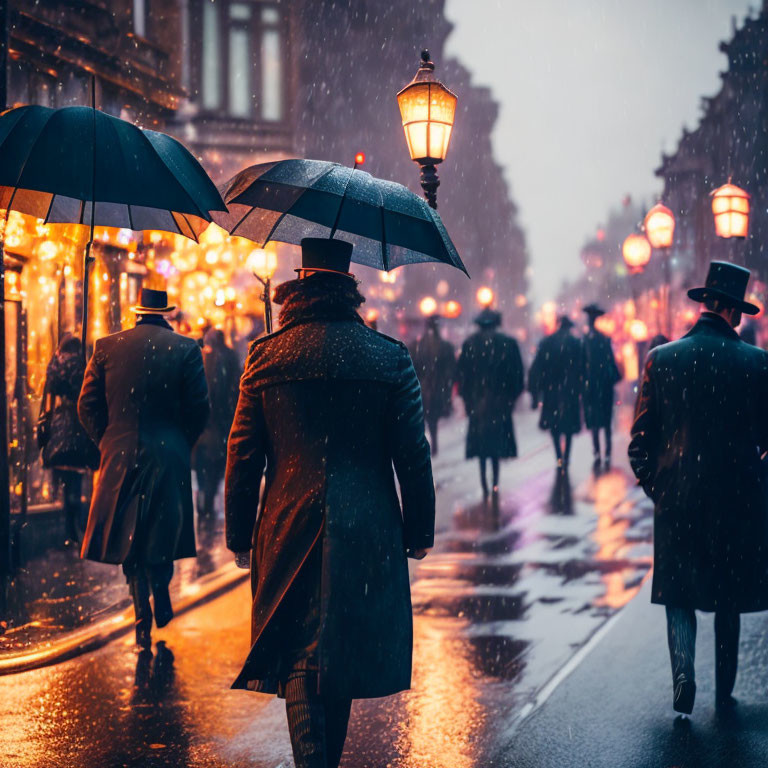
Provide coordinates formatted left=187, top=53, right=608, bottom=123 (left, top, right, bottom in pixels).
left=581, top=304, right=621, bottom=474
left=194, top=328, right=241, bottom=518
left=225, top=239, right=435, bottom=768
left=528, top=316, right=582, bottom=471
left=410, top=316, right=455, bottom=456
left=78, top=288, right=210, bottom=650
left=629, top=261, right=768, bottom=715
left=456, top=308, right=524, bottom=501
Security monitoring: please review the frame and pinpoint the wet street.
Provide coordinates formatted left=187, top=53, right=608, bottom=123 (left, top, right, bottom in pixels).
left=0, top=408, right=653, bottom=768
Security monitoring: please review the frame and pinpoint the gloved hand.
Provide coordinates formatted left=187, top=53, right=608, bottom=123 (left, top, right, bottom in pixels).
left=234, top=551, right=251, bottom=570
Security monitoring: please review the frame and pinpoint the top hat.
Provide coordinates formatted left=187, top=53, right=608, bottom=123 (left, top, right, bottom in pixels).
left=687, top=261, right=759, bottom=315
left=296, top=238, right=354, bottom=277
left=131, top=288, right=176, bottom=314
left=583, top=303, right=605, bottom=318
left=559, top=315, right=575, bottom=329
left=474, top=307, right=502, bottom=327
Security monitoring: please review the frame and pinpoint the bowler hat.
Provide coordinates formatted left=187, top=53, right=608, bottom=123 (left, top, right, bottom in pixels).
left=474, top=308, right=502, bottom=327
left=296, top=238, right=354, bottom=277
left=583, top=303, right=605, bottom=318
left=131, top=288, right=176, bottom=314
left=687, top=261, right=759, bottom=315
left=559, top=315, right=575, bottom=329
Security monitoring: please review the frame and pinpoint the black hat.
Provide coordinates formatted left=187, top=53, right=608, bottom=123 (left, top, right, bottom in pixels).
left=474, top=308, right=502, bottom=327
left=131, top=288, right=176, bottom=314
left=687, top=261, right=759, bottom=315
left=583, top=303, right=605, bottom=318
left=297, top=238, right=354, bottom=277
left=558, top=315, right=575, bottom=329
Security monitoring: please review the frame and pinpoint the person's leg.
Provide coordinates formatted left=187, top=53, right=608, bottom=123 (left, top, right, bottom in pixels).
left=202, top=469, right=220, bottom=518
left=715, top=609, right=740, bottom=704
left=285, top=670, right=328, bottom=768
left=124, top=562, right=152, bottom=650
left=59, top=471, right=80, bottom=543
left=149, top=562, right=174, bottom=628
left=491, top=457, right=500, bottom=492
left=666, top=606, right=697, bottom=713
left=563, top=434, right=573, bottom=468
left=604, top=426, right=613, bottom=471
left=324, top=697, right=353, bottom=768
left=550, top=430, right=562, bottom=464
left=479, top=458, right=489, bottom=501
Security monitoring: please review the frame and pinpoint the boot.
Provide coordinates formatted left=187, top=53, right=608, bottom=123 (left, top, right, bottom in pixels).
left=129, top=575, right=153, bottom=650
left=150, top=564, right=174, bottom=629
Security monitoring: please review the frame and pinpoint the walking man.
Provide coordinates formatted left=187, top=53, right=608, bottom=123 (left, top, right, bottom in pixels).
left=78, top=288, right=210, bottom=650
left=581, top=304, right=621, bottom=474
left=456, top=307, right=525, bottom=502
left=225, top=239, right=435, bottom=768
left=528, top=316, right=582, bottom=472
left=629, top=261, right=768, bottom=714
left=411, top=315, right=456, bottom=456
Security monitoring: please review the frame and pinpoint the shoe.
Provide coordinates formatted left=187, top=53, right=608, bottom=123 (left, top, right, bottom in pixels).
left=136, top=625, right=152, bottom=651
left=154, top=596, right=174, bottom=629
left=673, top=674, right=696, bottom=715
left=592, top=456, right=601, bottom=475
left=716, top=694, right=737, bottom=711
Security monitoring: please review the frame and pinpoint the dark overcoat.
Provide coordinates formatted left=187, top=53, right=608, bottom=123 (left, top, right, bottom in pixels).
left=528, top=327, right=582, bottom=435
left=629, top=312, right=768, bottom=612
left=581, top=328, right=620, bottom=430
left=225, top=280, right=435, bottom=701
left=78, top=316, right=210, bottom=565
left=455, top=329, right=525, bottom=459
left=410, top=331, right=455, bottom=423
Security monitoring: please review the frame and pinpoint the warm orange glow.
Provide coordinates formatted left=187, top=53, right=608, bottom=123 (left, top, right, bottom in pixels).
left=476, top=286, right=494, bottom=308
left=246, top=243, right=278, bottom=280
left=397, top=56, right=457, bottom=164
left=444, top=299, right=462, bottom=318
left=748, top=294, right=764, bottom=318
left=365, top=308, right=379, bottom=323
left=354, top=152, right=366, bottom=166
left=711, top=182, right=750, bottom=238
left=622, top=233, right=651, bottom=272
left=644, top=203, right=675, bottom=249
left=515, top=293, right=528, bottom=308
left=419, top=296, right=438, bottom=316
left=627, top=318, right=649, bottom=342
left=594, top=315, right=616, bottom=336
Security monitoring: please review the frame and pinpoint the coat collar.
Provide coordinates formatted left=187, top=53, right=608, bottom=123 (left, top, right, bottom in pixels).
left=684, top=311, right=741, bottom=342
left=136, top=314, right=173, bottom=331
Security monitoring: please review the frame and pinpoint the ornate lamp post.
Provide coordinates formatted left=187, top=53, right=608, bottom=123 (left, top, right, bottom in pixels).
left=397, top=49, right=457, bottom=209
left=711, top=182, right=750, bottom=239
left=644, top=203, right=675, bottom=336
left=247, top=246, right=278, bottom=333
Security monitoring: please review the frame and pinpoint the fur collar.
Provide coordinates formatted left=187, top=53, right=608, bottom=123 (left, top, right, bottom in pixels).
left=274, top=274, right=366, bottom=328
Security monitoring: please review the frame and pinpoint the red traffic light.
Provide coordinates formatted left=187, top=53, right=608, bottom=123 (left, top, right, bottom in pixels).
left=354, top=152, right=366, bottom=166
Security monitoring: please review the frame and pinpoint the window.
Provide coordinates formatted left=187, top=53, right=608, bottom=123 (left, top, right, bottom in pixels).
left=198, top=0, right=284, bottom=121
left=133, top=0, right=148, bottom=38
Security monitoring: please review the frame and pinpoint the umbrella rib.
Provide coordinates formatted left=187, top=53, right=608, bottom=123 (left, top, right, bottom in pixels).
left=329, top=166, right=355, bottom=239
left=42, top=192, right=55, bottom=225
left=178, top=211, right=196, bottom=242
left=127, top=204, right=135, bottom=232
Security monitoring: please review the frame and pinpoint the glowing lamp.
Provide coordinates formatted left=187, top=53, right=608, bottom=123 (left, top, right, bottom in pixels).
left=594, top=315, right=616, bottom=336
left=365, top=308, right=379, bottom=323
left=515, top=293, right=528, bottom=308
left=444, top=299, right=462, bottom=318
left=622, top=234, right=651, bottom=273
left=397, top=50, right=457, bottom=208
left=711, top=183, right=750, bottom=239
left=644, top=203, right=675, bottom=249
left=476, top=286, right=494, bottom=308
left=247, top=247, right=278, bottom=280
left=419, top=296, right=438, bottom=316
left=628, top=318, right=649, bottom=342
left=354, top=152, right=366, bottom=166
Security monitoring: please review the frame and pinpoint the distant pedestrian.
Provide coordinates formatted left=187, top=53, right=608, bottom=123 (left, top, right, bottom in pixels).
left=629, top=261, right=768, bottom=715
left=38, top=334, right=99, bottom=544
left=581, top=304, right=621, bottom=474
left=456, top=308, right=524, bottom=502
left=411, top=316, right=456, bottom=456
left=194, top=328, right=241, bottom=518
left=528, top=316, right=582, bottom=472
left=78, top=289, right=210, bottom=650
left=225, top=239, right=435, bottom=768
left=648, top=333, right=669, bottom=351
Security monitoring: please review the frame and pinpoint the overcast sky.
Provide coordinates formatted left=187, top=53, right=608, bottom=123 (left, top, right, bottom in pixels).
left=444, top=0, right=754, bottom=305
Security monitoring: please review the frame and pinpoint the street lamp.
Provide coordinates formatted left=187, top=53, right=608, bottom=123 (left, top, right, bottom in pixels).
left=444, top=299, right=462, bottom=318
left=644, top=203, right=675, bottom=336
left=622, top=233, right=651, bottom=274
left=397, top=49, right=457, bottom=209
left=711, top=182, right=750, bottom=239
left=247, top=246, right=278, bottom=333
left=476, top=286, right=494, bottom=308
left=419, top=295, right=438, bottom=316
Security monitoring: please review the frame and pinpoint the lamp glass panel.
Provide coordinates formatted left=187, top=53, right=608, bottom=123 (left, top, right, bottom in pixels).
left=404, top=122, right=428, bottom=162
left=398, top=83, right=430, bottom=124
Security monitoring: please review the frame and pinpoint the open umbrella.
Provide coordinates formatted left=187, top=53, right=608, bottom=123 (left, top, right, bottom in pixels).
left=0, top=102, right=227, bottom=352
left=212, top=158, right=467, bottom=275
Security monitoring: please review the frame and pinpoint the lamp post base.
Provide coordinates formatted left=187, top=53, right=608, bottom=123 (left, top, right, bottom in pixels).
left=419, top=164, right=440, bottom=209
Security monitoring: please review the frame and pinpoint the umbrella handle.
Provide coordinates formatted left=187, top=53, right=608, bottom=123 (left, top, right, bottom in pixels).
left=253, top=274, right=272, bottom=334
left=80, top=227, right=96, bottom=361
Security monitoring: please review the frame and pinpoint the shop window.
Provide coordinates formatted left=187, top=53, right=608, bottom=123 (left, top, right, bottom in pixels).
left=202, top=0, right=222, bottom=110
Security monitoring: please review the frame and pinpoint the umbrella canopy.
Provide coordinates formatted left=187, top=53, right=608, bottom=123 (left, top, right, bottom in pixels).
left=212, top=159, right=467, bottom=274
left=0, top=105, right=226, bottom=239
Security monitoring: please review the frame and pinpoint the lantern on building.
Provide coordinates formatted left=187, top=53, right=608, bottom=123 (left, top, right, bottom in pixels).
left=419, top=295, right=438, bottom=316
left=397, top=49, right=457, bottom=209
left=476, top=286, right=494, bottom=307
left=622, top=234, right=651, bottom=273
left=644, top=203, right=675, bottom=249
left=711, top=182, right=750, bottom=239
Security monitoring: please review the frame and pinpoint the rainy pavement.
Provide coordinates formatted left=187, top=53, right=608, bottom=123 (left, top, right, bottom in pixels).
left=0, top=408, right=653, bottom=768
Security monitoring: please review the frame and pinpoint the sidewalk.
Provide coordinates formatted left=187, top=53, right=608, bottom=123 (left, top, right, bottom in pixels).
left=502, top=580, right=768, bottom=767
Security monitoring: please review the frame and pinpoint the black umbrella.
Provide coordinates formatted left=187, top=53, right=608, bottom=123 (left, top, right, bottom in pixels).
left=0, top=102, right=226, bottom=352
left=212, top=159, right=467, bottom=275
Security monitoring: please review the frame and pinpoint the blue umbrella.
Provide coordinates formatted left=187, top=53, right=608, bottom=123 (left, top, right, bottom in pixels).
left=212, top=158, right=467, bottom=275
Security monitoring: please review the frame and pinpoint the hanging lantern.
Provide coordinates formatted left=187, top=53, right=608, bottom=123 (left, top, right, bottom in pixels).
left=476, top=286, right=494, bottom=307
left=644, top=203, right=675, bottom=249
left=711, top=183, right=750, bottom=239
left=622, top=233, right=652, bottom=273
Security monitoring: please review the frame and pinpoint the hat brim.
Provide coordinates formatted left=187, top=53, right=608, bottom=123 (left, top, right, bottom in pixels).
left=687, top=287, right=759, bottom=315
left=131, top=305, right=177, bottom=314
left=583, top=308, right=605, bottom=317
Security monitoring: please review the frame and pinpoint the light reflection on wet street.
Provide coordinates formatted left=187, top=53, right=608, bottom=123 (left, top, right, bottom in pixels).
left=0, top=409, right=653, bottom=767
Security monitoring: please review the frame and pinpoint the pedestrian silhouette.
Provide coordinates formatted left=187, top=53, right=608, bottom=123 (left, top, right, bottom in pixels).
left=456, top=307, right=525, bottom=504
left=528, top=316, right=582, bottom=472
left=581, top=304, right=621, bottom=474
left=629, top=261, right=768, bottom=715
left=78, top=288, right=210, bottom=651
left=411, top=315, right=456, bottom=456
left=225, top=239, right=435, bottom=768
